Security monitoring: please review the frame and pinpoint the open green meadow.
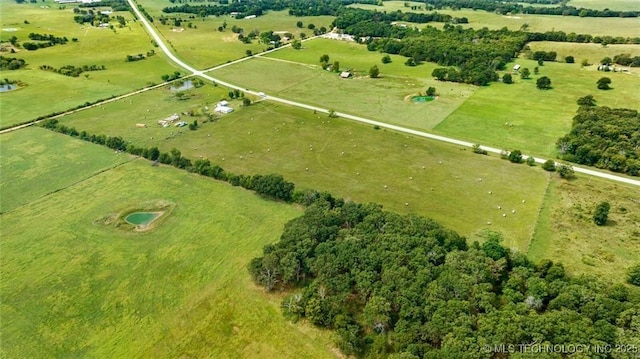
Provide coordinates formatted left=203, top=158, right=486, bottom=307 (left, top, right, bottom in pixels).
left=0, top=0, right=179, bottom=127
left=0, top=126, right=130, bottom=213
left=60, top=83, right=548, bottom=250
left=0, top=149, right=337, bottom=357
left=435, top=57, right=640, bottom=156
left=528, top=41, right=640, bottom=66
left=212, top=39, right=476, bottom=130
left=350, top=2, right=640, bottom=38
left=136, top=0, right=335, bottom=69
left=529, top=176, right=640, bottom=283
left=568, top=0, right=640, bottom=11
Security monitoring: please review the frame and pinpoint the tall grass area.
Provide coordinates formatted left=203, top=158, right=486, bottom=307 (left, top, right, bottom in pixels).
left=349, top=2, right=640, bottom=38
left=435, top=58, right=640, bottom=157
left=529, top=176, right=640, bottom=283
left=59, top=84, right=549, bottom=249
left=0, top=127, right=130, bottom=212
left=0, top=155, right=337, bottom=358
left=135, top=0, right=335, bottom=69
left=0, top=0, right=179, bottom=127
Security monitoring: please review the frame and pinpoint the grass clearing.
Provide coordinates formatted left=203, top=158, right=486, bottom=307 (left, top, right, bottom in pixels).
left=529, top=176, right=640, bottom=283
left=350, top=2, right=640, bottom=38
left=528, top=41, right=640, bottom=66
left=0, top=155, right=337, bottom=358
left=212, top=39, right=476, bottom=130
left=0, top=126, right=129, bottom=213
left=60, top=85, right=549, bottom=249
left=435, top=58, right=640, bottom=156
left=567, top=0, right=640, bottom=11
left=0, top=0, right=179, bottom=127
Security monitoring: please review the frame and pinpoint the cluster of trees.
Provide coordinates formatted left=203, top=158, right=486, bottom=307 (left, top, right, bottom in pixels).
left=527, top=50, right=557, bottom=62
left=137, top=4, right=153, bottom=22
left=40, top=119, right=297, bottom=201
left=611, top=53, right=640, bottom=67
left=161, top=71, right=182, bottom=82
left=249, top=198, right=639, bottom=357
left=72, top=8, right=110, bottom=25
left=0, top=56, right=26, bottom=70
left=422, top=0, right=639, bottom=18
left=556, top=103, right=640, bottom=176
left=77, top=0, right=128, bottom=12
left=22, top=33, right=69, bottom=51
left=39, top=64, right=105, bottom=77
left=334, top=8, right=466, bottom=36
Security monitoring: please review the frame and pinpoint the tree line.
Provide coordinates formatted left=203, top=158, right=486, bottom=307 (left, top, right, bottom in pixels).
left=556, top=102, right=640, bottom=176
left=422, top=0, right=638, bottom=18
left=22, top=32, right=69, bottom=51
left=39, top=119, right=297, bottom=202
left=39, top=64, right=106, bottom=77
left=250, top=197, right=640, bottom=357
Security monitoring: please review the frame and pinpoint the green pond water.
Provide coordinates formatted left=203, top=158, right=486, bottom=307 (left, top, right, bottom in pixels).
left=412, top=96, right=435, bottom=103
left=125, top=212, right=159, bottom=225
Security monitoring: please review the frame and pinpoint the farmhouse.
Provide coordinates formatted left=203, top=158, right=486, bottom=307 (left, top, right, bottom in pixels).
left=244, top=15, right=257, bottom=20
left=513, top=64, right=521, bottom=71
left=340, top=71, right=352, bottom=78
left=217, top=100, right=229, bottom=106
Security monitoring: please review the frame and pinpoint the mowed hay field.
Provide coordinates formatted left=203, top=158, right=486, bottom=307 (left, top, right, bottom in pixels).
left=0, top=127, right=130, bottom=213
left=213, top=40, right=476, bottom=130
left=0, top=150, right=337, bottom=358
left=135, top=0, right=335, bottom=69
left=435, top=57, right=640, bottom=157
left=0, top=0, right=179, bottom=127
left=60, top=84, right=548, bottom=250
left=529, top=176, right=640, bottom=283
left=349, top=1, right=640, bottom=38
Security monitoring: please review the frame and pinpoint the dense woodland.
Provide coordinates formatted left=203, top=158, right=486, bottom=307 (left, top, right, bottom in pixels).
left=557, top=104, right=640, bottom=176
left=250, top=199, right=640, bottom=358
left=0, top=56, right=26, bottom=70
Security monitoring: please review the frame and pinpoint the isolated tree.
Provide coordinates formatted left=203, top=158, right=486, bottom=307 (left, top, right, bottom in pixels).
left=426, top=86, right=436, bottom=96
left=296, top=21, right=303, bottom=28
left=228, top=91, right=235, bottom=99
left=593, top=201, right=610, bottom=226
left=320, top=54, right=329, bottom=66
left=537, top=59, right=544, bottom=66
left=243, top=98, right=251, bottom=106
left=332, top=61, right=340, bottom=73
left=526, top=156, right=536, bottom=166
left=245, top=49, right=252, bottom=57
left=536, top=76, right=551, bottom=90
left=502, top=73, right=513, bottom=84
left=369, top=65, right=380, bottom=78
left=557, top=163, right=575, bottom=179
left=565, top=56, right=575, bottom=63
left=542, top=159, right=556, bottom=171
left=576, top=95, right=596, bottom=107
left=533, top=66, right=539, bottom=74
left=600, top=56, right=612, bottom=65
left=596, top=77, right=612, bottom=90
left=404, top=57, right=416, bottom=66
left=291, top=39, right=302, bottom=50
left=300, top=32, right=307, bottom=40
left=381, top=54, right=391, bottom=64
left=307, top=23, right=315, bottom=30
left=627, top=264, right=640, bottom=286
left=520, top=68, right=530, bottom=79
left=508, top=150, right=523, bottom=163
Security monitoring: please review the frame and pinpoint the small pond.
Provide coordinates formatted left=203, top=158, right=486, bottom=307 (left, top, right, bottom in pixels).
left=411, top=96, right=435, bottom=103
left=125, top=212, right=160, bottom=226
left=169, top=80, right=193, bottom=92
left=0, top=84, right=18, bottom=92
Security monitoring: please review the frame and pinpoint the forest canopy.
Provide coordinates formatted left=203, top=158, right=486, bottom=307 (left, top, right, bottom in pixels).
left=250, top=198, right=640, bottom=358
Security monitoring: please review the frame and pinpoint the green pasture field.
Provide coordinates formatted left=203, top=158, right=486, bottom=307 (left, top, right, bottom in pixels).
left=350, top=2, right=640, bottom=38
left=529, top=176, right=640, bottom=283
left=0, top=0, right=179, bottom=127
left=528, top=41, right=640, bottom=66
left=212, top=42, right=476, bottom=129
left=0, top=126, right=130, bottom=213
left=568, top=0, right=640, bottom=11
left=0, top=154, right=337, bottom=358
left=135, top=0, right=335, bottom=69
left=59, top=83, right=548, bottom=250
left=435, top=57, right=640, bottom=156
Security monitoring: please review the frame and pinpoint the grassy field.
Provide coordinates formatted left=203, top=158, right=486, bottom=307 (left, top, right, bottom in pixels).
left=350, top=2, right=640, bottom=38
left=0, top=146, right=338, bottom=357
left=435, top=57, right=640, bottom=156
left=568, top=0, right=640, bottom=11
left=0, top=126, right=130, bottom=213
left=528, top=41, right=640, bottom=66
left=212, top=39, right=477, bottom=130
left=59, top=83, right=549, bottom=250
left=135, top=0, right=335, bottom=69
left=0, top=0, right=179, bottom=127
left=529, top=176, right=640, bottom=283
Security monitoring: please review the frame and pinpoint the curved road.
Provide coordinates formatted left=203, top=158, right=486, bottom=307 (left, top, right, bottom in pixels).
left=121, top=0, right=640, bottom=187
